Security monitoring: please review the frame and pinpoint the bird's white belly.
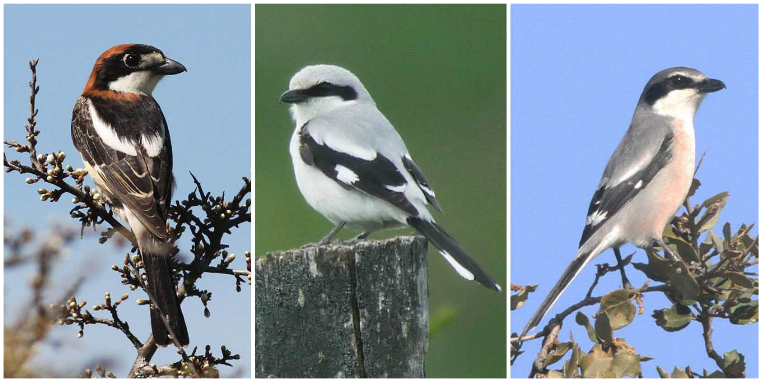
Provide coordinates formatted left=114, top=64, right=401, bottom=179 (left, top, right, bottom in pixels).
left=289, top=131, right=408, bottom=232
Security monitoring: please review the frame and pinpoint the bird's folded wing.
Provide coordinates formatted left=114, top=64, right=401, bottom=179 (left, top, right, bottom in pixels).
left=298, top=124, right=418, bottom=216
left=579, top=130, right=675, bottom=247
left=71, top=97, right=172, bottom=240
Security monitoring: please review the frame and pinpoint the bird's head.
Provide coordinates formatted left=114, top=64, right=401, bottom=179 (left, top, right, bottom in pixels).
left=639, top=67, right=725, bottom=121
left=83, top=44, right=186, bottom=97
left=280, top=64, right=373, bottom=123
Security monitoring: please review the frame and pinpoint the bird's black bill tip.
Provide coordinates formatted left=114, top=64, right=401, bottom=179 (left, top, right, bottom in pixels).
left=154, top=58, right=187, bottom=75
left=280, top=89, right=308, bottom=104
left=698, top=78, right=726, bottom=93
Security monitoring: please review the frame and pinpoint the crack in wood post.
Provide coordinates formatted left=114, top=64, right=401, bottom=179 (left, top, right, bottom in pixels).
left=348, top=253, right=368, bottom=378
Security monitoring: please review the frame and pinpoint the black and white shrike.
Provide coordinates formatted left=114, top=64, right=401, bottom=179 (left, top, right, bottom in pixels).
left=71, top=44, right=188, bottom=346
left=280, top=64, right=501, bottom=292
left=517, top=67, right=726, bottom=341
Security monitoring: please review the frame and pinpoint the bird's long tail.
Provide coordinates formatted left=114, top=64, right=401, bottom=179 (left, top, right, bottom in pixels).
left=143, top=252, right=189, bottom=347
left=407, top=217, right=501, bottom=292
left=518, top=247, right=595, bottom=340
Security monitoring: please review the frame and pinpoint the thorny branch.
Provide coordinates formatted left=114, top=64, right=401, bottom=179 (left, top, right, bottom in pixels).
left=5, top=58, right=251, bottom=378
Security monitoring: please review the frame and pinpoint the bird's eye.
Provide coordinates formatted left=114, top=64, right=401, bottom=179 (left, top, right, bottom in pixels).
left=123, top=54, right=140, bottom=68
left=671, top=75, right=689, bottom=87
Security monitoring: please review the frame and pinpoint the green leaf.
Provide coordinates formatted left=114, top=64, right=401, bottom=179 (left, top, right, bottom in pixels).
left=656, top=366, right=670, bottom=378
left=730, top=300, right=758, bottom=325
left=563, top=339, right=582, bottom=378
left=598, top=289, right=636, bottom=330
left=594, top=312, right=613, bottom=344
left=666, top=236, right=699, bottom=263
left=575, top=311, right=598, bottom=343
left=707, top=230, right=724, bottom=254
left=722, top=350, right=745, bottom=378
left=723, top=222, right=732, bottom=243
left=652, top=304, right=693, bottom=332
left=510, top=284, right=537, bottom=311
left=580, top=345, right=614, bottom=378
left=725, top=272, right=755, bottom=289
left=701, top=191, right=729, bottom=209
left=611, top=352, right=641, bottom=378
left=687, top=178, right=701, bottom=197
left=633, top=248, right=676, bottom=283
left=543, top=341, right=572, bottom=367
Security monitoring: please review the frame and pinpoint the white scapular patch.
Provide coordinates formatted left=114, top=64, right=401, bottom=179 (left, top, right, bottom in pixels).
left=586, top=210, right=608, bottom=226
left=439, top=250, right=474, bottom=281
left=313, top=131, right=377, bottom=161
left=634, top=180, right=643, bottom=189
left=335, top=165, right=359, bottom=184
left=89, top=101, right=137, bottom=156
left=385, top=183, right=406, bottom=193
left=108, top=70, right=162, bottom=95
left=141, top=131, right=165, bottom=157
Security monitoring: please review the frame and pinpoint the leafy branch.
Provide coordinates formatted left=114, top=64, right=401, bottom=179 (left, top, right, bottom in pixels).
left=511, top=171, right=758, bottom=378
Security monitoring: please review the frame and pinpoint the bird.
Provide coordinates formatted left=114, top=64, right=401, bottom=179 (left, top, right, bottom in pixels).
left=280, top=64, right=501, bottom=292
left=70, top=44, right=189, bottom=346
left=517, top=67, right=726, bottom=341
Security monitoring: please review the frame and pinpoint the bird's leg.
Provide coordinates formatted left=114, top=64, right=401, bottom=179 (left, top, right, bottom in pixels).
left=319, top=222, right=345, bottom=245
left=612, top=247, right=633, bottom=290
left=655, top=239, right=682, bottom=262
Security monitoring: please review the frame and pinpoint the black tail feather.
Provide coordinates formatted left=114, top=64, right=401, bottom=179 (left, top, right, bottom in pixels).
left=407, top=217, right=501, bottom=292
left=518, top=248, right=593, bottom=340
left=143, top=252, right=189, bottom=347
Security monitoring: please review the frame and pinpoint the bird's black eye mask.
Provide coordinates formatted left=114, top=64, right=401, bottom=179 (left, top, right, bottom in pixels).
left=304, top=82, right=358, bottom=101
left=642, top=74, right=696, bottom=106
left=92, top=45, right=165, bottom=89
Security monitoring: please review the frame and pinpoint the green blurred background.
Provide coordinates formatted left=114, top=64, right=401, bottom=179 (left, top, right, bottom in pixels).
left=255, top=4, right=506, bottom=378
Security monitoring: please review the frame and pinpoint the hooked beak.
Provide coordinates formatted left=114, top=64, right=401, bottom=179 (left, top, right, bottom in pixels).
left=154, top=57, right=187, bottom=75
left=697, top=78, right=726, bottom=93
left=280, top=89, right=309, bottom=104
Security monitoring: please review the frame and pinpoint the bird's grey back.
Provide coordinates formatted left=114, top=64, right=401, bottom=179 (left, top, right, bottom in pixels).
left=306, top=102, right=410, bottom=159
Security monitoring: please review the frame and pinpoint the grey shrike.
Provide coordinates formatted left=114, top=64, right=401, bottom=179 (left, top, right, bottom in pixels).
left=280, top=64, right=501, bottom=292
left=518, top=67, right=726, bottom=340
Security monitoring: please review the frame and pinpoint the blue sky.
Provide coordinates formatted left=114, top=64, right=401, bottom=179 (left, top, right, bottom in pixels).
left=3, top=4, right=251, bottom=377
left=511, top=4, right=758, bottom=377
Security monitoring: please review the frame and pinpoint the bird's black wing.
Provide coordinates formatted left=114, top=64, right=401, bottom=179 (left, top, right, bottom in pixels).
left=401, top=155, right=442, bottom=212
left=579, top=130, right=675, bottom=247
left=71, top=95, right=173, bottom=240
left=298, top=124, right=418, bottom=216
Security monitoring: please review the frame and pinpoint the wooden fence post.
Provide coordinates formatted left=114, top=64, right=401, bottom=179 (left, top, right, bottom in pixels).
left=255, top=235, right=429, bottom=378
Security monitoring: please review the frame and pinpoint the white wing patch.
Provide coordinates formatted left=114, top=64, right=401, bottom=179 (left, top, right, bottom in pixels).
left=634, top=180, right=643, bottom=189
left=335, top=165, right=359, bottom=185
left=385, top=183, right=406, bottom=193
left=586, top=210, right=608, bottom=227
left=439, top=250, right=474, bottom=281
left=89, top=101, right=137, bottom=156
left=141, top=132, right=165, bottom=157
